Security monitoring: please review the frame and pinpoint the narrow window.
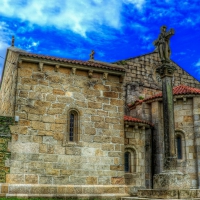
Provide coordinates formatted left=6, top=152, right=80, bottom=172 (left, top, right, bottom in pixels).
left=176, top=136, right=182, bottom=159
left=124, top=152, right=131, bottom=172
left=69, top=113, right=75, bottom=141
left=68, top=110, right=79, bottom=142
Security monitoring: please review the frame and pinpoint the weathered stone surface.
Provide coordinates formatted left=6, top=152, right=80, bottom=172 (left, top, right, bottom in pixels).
left=153, top=171, right=190, bottom=190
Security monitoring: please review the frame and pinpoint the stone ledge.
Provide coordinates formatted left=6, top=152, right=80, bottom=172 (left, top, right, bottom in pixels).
left=0, top=183, right=131, bottom=199
left=137, top=189, right=200, bottom=199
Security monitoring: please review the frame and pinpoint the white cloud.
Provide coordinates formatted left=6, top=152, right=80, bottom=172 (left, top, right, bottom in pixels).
left=195, top=59, right=200, bottom=67
left=0, top=0, right=146, bottom=37
left=0, top=21, right=13, bottom=78
left=123, top=0, right=146, bottom=10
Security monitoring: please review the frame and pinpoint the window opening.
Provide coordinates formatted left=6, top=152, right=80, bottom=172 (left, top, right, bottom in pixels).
left=69, top=113, right=75, bottom=141
left=176, top=136, right=182, bottom=159
left=124, top=152, right=131, bottom=172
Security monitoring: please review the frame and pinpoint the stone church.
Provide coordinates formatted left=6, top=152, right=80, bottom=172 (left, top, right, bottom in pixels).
left=0, top=41, right=200, bottom=198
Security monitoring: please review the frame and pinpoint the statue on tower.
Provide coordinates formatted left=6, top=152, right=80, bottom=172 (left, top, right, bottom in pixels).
left=153, top=25, right=174, bottom=63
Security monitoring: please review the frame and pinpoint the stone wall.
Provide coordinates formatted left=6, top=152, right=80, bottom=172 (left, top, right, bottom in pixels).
left=7, top=60, right=125, bottom=185
left=124, top=125, right=149, bottom=188
left=131, top=97, right=199, bottom=188
left=174, top=98, right=197, bottom=188
left=193, top=96, right=200, bottom=189
left=118, top=52, right=200, bottom=105
left=0, top=49, right=19, bottom=116
left=0, top=116, right=13, bottom=183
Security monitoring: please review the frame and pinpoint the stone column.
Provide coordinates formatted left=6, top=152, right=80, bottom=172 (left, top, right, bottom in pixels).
left=157, top=63, right=177, bottom=170
left=153, top=63, right=190, bottom=190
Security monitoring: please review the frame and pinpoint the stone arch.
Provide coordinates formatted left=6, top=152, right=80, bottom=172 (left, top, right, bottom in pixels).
left=124, top=146, right=137, bottom=173
left=175, top=129, right=186, bottom=161
left=66, top=108, right=80, bottom=143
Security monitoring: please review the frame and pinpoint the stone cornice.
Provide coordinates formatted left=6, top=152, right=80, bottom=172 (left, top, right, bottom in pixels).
left=19, top=56, right=125, bottom=77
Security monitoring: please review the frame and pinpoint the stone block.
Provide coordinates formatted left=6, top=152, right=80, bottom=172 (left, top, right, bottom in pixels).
left=103, top=104, right=117, bottom=112
left=46, top=94, right=56, bottom=101
left=47, top=108, right=63, bottom=115
left=19, top=90, right=28, bottom=98
left=86, top=176, right=97, bottom=184
left=39, top=176, right=53, bottom=184
left=95, top=122, right=109, bottom=129
left=88, top=102, right=102, bottom=109
left=105, top=117, right=120, bottom=124
left=82, top=147, right=95, bottom=156
left=35, top=85, right=52, bottom=93
left=111, top=177, right=125, bottom=185
left=85, top=127, right=96, bottom=135
left=91, top=116, right=104, bottom=122
left=42, top=154, right=58, bottom=162
left=25, top=174, right=38, bottom=184
left=153, top=171, right=190, bottom=190
left=95, top=149, right=104, bottom=156
left=102, top=144, right=115, bottom=151
left=6, top=174, right=24, bottom=184
left=21, top=78, right=37, bottom=85
left=46, top=168, right=60, bottom=176
left=103, top=91, right=118, bottom=98
left=19, top=67, right=32, bottom=77
left=65, top=147, right=81, bottom=155
left=11, top=142, right=39, bottom=153
left=53, top=89, right=65, bottom=95
left=31, top=121, right=46, bottom=130
left=110, top=165, right=123, bottom=171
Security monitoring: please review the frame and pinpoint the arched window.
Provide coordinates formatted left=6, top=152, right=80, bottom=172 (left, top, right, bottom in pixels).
left=124, top=148, right=137, bottom=173
left=124, top=152, right=131, bottom=172
left=176, top=135, right=182, bottom=159
left=68, top=109, right=79, bottom=142
left=175, top=130, right=186, bottom=161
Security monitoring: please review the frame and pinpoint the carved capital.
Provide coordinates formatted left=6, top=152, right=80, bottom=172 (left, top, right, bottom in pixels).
left=156, top=63, right=176, bottom=78
left=55, top=65, right=60, bottom=72
left=38, top=62, right=43, bottom=71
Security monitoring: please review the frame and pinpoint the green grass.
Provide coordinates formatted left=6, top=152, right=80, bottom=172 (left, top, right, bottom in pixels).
left=0, top=198, right=105, bottom=200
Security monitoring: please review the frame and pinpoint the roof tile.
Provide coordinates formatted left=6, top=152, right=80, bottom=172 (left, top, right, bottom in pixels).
left=19, top=52, right=125, bottom=72
left=128, top=85, right=200, bottom=110
left=124, top=115, right=153, bottom=126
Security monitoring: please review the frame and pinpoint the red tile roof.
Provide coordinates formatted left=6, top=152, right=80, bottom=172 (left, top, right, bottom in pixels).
left=19, top=52, right=125, bottom=72
left=128, top=85, right=200, bottom=110
left=144, top=85, right=200, bottom=101
left=124, top=115, right=153, bottom=126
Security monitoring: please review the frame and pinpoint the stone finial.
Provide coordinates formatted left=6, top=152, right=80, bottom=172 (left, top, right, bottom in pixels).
left=90, top=50, right=95, bottom=60
left=153, top=25, right=174, bottom=63
left=11, top=36, right=15, bottom=47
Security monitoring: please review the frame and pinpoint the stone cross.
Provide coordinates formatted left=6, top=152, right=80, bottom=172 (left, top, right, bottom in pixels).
left=153, top=26, right=190, bottom=190
left=90, top=50, right=95, bottom=60
left=11, top=36, right=15, bottom=47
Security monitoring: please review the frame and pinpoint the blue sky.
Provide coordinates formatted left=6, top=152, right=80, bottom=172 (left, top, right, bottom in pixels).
left=0, top=0, right=200, bottom=81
